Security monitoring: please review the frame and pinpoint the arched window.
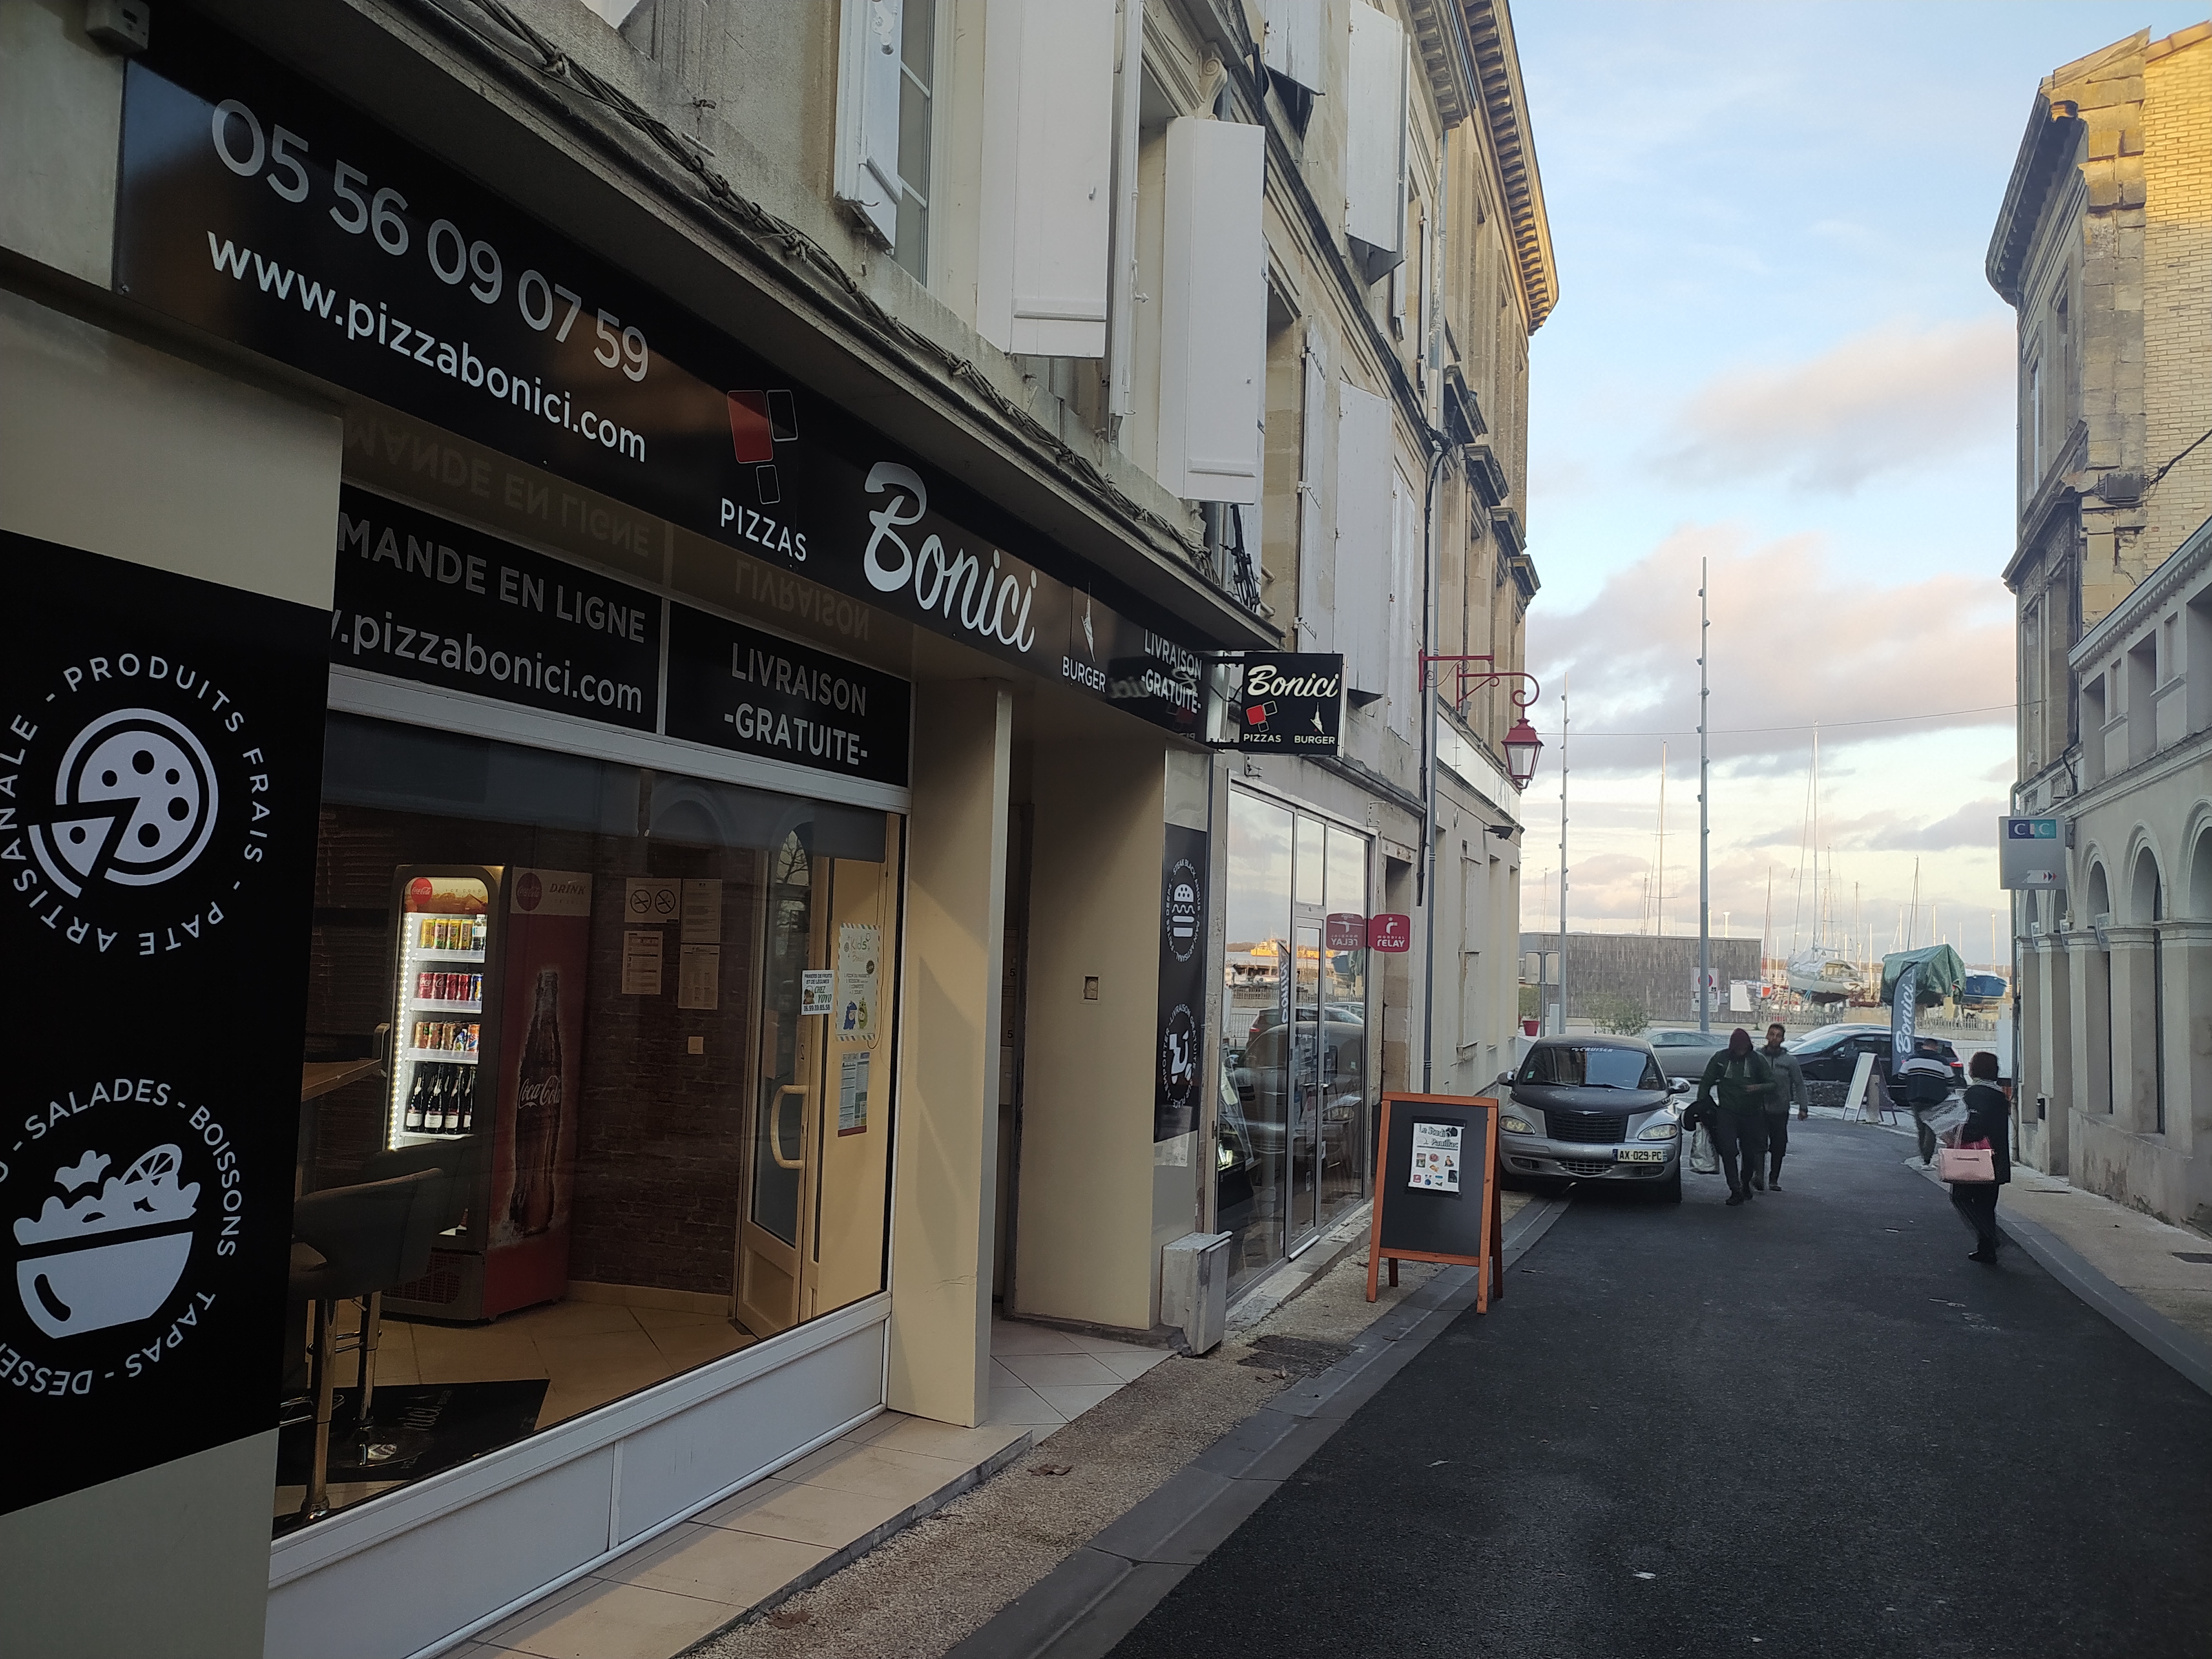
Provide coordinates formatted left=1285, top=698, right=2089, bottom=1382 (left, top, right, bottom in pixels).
left=2133, top=847, right=2167, bottom=1133
left=2189, top=828, right=2212, bottom=920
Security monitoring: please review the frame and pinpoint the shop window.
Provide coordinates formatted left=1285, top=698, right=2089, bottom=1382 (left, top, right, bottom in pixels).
left=1219, top=790, right=1371, bottom=1296
left=280, top=716, right=899, bottom=1530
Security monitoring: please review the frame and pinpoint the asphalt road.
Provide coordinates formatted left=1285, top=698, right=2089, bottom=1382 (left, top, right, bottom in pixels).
left=1108, top=1118, right=2212, bottom=1658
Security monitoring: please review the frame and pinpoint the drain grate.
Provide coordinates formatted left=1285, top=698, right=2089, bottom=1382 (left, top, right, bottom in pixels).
left=1238, top=1334, right=1354, bottom=1376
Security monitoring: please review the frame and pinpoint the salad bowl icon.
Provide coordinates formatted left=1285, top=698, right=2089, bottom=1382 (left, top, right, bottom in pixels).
left=14, top=1145, right=200, bottom=1339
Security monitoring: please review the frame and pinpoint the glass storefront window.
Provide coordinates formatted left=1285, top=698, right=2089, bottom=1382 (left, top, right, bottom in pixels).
left=279, top=716, right=898, bottom=1529
left=1218, top=789, right=1371, bottom=1295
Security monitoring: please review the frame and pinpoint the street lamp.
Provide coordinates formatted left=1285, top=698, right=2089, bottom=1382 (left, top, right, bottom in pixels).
left=1502, top=718, right=1543, bottom=791
left=1416, top=652, right=1544, bottom=790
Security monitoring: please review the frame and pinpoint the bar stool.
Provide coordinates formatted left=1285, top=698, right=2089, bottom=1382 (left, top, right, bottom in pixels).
left=286, top=1169, right=444, bottom=1524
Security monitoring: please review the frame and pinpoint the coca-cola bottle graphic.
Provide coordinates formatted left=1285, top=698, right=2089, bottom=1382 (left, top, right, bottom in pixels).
left=509, top=967, right=564, bottom=1235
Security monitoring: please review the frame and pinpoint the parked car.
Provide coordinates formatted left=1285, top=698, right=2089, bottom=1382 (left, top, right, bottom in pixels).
left=1495, top=1036, right=1689, bottom=1202
left=1644, top=1026, right=1730, bottom=1082
left=1788, top=1024, right=1964, bottom=1105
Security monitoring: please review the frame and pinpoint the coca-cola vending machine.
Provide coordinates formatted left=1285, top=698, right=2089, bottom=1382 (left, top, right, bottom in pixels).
left=382, top=865, right=592, bottom=1321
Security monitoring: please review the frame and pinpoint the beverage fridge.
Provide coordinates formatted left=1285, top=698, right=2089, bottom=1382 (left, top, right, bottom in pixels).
left=382, top=865, right=593, bottom=1321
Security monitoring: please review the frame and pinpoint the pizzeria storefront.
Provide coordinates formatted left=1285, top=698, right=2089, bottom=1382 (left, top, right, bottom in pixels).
left=0, top=9, right=1270, bottom=1657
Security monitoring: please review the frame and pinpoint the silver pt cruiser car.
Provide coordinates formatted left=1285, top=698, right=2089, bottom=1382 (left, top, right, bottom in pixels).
left=1495, top=1035, right=1689, bottom=1202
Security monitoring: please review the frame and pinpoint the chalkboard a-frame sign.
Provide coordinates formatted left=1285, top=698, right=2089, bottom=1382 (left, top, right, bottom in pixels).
left=1365, top=1094, right=1504, bottom=1309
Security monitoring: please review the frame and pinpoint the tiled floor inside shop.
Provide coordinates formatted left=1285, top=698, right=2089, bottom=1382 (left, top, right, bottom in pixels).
left=452, top=1318, right=1169, bottom=1659
left=274, top=1291, right=755, bottom=1521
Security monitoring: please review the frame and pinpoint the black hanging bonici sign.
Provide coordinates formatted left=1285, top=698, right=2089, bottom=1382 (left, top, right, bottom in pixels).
left=0, top=533, right=326, bottom=1516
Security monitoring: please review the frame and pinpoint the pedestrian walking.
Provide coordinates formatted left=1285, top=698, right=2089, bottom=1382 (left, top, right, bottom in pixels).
left=1947, top=1051, right=2011, bottom=1262
left=1760, top=1023, right=1809, bottom=1188
left=1894, top=1036, right=1955, bottom=1165
left=1694, top=1029, right=1776, bottom=1206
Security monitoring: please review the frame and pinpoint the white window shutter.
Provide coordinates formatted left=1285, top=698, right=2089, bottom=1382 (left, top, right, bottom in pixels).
left=978, top=0, right=1118, bottom=357
left=1387, top=466, right=1420, bottom=734
left=1159, top=118, right=1266, bottom=504
left=1345, top=4, right=1406, bottom=284
left=1334, top=380, right=1392, bottom=694
left=834, top=0, right=905, bottom=248
left=1262, top=0, right=1324, bottom=93
left=1296, top=325, right=1332, bottom=652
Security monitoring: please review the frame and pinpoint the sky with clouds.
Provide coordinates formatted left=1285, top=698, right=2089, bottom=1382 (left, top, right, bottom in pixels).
left=1509, top=0, right=2209, bottom=971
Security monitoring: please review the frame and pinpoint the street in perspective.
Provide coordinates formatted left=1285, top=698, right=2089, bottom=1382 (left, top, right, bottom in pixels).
left=0, top=2, right=2207, bottom=1657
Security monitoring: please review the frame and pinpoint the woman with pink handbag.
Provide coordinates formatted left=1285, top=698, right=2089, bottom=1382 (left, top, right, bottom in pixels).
left=1942, top=1051, right=2011, bottom=1262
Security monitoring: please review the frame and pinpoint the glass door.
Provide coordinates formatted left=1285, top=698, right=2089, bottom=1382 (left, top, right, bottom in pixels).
left=735, top=828, right=823, bottom=1338
left=1288, top=922, right=1322, bottom=1245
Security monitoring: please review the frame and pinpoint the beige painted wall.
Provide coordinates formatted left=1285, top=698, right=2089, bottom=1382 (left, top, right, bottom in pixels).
left=887, top=680, right=1011, bottom=1426
left=1013, top=727, right=1164, bottom=1331
left=0, top=1432, right=280, bottom=1659
left=0, top=0, right=122, bottom=285
left=0, top=288, right=341, bottom=607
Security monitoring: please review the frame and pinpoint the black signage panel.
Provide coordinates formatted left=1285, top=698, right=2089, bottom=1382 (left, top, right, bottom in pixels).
left=1156, top=824, right=1208, bottom=1142
left=1228, top=654, right=1344, bottom=753
left=331, top=487, right=662, bottom=731
left=0, top=534, right=327, bottom=1515
left=665, top=604, right=912, bottom=789
left=115, top=13, right=1214, bottom=737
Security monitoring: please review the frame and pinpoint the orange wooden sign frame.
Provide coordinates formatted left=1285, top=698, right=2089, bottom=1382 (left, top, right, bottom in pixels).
left=1365, top=1093, right=1504, bottom=1310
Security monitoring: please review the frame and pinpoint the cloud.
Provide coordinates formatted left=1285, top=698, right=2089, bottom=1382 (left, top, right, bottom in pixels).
left=1861, top=800, right=2006, bottom=852
left=1653, top=317, right=2013, bottom=493
left=1525, top=523, right=2013, bottom=779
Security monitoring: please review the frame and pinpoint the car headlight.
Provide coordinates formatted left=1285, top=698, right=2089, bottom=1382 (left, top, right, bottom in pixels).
left=1637, top=1119, right=1680, bottom=1140
left=1501, top=1114, right=1534, bottom=1135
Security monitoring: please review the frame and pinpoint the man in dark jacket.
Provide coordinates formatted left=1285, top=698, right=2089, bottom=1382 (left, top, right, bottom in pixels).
left=1694, top=1030, right=1776, bottom=1206
left=1760, top=1023, right=1809, bottom=1189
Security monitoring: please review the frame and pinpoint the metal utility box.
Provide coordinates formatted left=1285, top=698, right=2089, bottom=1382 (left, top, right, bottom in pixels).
left=1160, top=1231, right=1232, bottom=1354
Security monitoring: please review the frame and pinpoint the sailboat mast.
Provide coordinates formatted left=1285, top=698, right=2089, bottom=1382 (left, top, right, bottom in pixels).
left=1656, top=743, right=1667, bottom=938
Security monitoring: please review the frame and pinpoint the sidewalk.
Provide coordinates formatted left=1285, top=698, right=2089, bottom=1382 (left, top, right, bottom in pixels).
left=447, top=1194, right=1530, bottom=1659
left=1874, top=1114, right=2212, bottom=1396
left=693, top=1194, right=1541, bottom=1659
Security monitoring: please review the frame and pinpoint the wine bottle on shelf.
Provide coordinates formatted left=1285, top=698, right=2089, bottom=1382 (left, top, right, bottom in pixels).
left=457, top=1068, right=476, bottom=1135
left=432, top=1066, right=455, bottom=1134
left=403, top=1070, right=426, bottom=1134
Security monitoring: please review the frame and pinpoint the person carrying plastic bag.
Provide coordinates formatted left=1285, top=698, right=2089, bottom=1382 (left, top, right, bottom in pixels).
left=1692, top=1029, right=1777, bottom=1206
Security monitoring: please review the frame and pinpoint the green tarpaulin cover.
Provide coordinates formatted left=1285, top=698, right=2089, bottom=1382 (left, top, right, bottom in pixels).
left=1880, top=944, right=1967, bottom=1007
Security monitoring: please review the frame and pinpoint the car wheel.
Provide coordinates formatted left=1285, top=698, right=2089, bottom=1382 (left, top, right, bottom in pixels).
left=1652, top=1166, right=1682, bottom=1204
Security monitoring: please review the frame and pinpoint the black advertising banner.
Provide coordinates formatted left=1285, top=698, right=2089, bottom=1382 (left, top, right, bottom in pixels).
left=0, top=533, right=326, bottom=1516
left=1228, top=654, right=1343, bottom=753
left=1156, top=825, right=1209, bottom=1143
left=664, top=603, right=912, bottom=788
left=332, top=486, right=662, bottom=731
left=114, top=11, right=1207, bottom=737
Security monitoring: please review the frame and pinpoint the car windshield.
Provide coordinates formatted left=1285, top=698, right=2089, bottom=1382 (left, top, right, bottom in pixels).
left=1517, top=1046, right=1662, bottom=1089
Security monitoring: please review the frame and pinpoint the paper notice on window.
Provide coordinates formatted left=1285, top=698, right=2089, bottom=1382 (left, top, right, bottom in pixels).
left=1409, top=1121, right=1462, bottom=1194
left=624, top=878, right=679, bottom=925
left=622, top=930, right=663, bottom=995
left=800, top=968, right=834, bottom=1016
left=836, top=923, right=881, bottom=1047
left=677, top=943, right=720, bottom=1010
left=680, top=879, right=723, bottom=943
left=838, top=1050, right=872, bottom=1135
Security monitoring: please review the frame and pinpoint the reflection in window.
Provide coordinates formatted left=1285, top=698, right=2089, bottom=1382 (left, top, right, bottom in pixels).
left=1517, top=1046, right=1663, bottom=1090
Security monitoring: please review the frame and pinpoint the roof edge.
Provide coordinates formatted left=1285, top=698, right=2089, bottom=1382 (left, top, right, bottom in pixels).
left=1459, top=0, right=1557, bottom=333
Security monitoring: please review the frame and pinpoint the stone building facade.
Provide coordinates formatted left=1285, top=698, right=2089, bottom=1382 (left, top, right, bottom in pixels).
left=1990, top=22, right=2211, bottom=1226
left=0, top=0, right=1552, bottom=1651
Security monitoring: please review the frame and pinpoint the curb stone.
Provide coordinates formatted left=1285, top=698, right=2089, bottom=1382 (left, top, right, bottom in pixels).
left=945, top=1196, right=1572, bottom=1659
left=1905, top=1156, right=2212, bottom=1400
